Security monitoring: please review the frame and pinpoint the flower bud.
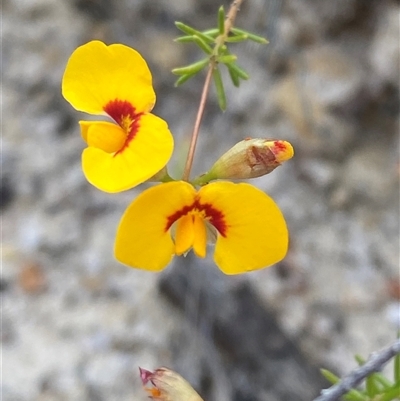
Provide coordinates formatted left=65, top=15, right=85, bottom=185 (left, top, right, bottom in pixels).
left=207, top=138, right=294, bottom=180
left=139, top=367, right=204, bottom=401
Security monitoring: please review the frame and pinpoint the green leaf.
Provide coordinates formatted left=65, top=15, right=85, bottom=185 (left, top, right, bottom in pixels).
left=226, top=62, right=249, bottom=80
left=380, top=385, right=400, bottom=401
left=366, top=373, right=381, bottom=397
left=218, top=6, right=225, bottom=35
left=193, top=35, right=213, bottom=55
left=321, top=369, right=339, bottom=384
left=217, top=54, right=237, bottom=64
left=228, top=66, right=240, bottom=87
left=231, top=27, right=269, bottom=44
left=395, top=344, right=400, bottom=384
left=175, top=22, right=214, bottom=44
left=202, top=28, right=220, bottom=37
left=212, top=67, right=226, bottom=111
left=172, top=58, right=209, bottom=75
left=225, top=33, right=249, bottom=42
left=343, top=392, right=368, bottom=401
left=175, top=31, right=219, bottom=44
left=373, top=372, right=393, bottom=389
left=174, top=35, right=197, bottom=43
left=355, top=355, right=366, bottom=365
left=174, top=73, right=195, bottom=87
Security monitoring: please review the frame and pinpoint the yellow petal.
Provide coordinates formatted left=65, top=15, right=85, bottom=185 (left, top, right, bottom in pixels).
left=199, top=182, right=288, bottom=274
left=82, top=121, right=126, bottom=153
left=79, top=121, right=91, bottom=143
left=175, top=215, right=195, bottom=256
left=192, top=214, right=207, bottom=258
left=266, top=140, right=294, bottom=163
left=82, top=113, right=174, bottom=193
left=62, top=41, right=155, bottom=115
left=114, top=181, right=196, bottom=271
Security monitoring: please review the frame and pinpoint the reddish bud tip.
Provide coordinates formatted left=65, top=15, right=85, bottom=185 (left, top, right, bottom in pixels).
left=139, top=367, right=154, bottom=385
left=139, top=367, right=204, bottom=401
left=269, top=140, right=294, bottom=163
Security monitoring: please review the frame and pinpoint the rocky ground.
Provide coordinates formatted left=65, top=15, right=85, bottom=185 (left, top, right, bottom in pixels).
left=2, top=0, right=399, bottom=400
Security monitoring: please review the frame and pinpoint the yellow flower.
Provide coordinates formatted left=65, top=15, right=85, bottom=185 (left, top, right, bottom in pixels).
left=62, top=40, right=174, bottom=193
left=115, top=181, right=288, bottom=274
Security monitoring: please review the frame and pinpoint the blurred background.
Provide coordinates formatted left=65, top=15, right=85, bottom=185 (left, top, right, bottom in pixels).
left=2, top=0, right=399, bottom=400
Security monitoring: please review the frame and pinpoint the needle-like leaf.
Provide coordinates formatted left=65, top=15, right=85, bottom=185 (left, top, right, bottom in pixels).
left=213, top=67, right=226, bottom=111
left=217, top=54, right=237, bottom=64
left=174, top=73, right=195, bottom=87
left=231, top=27, right=269, bottom=44
left=193, top=35, right=213, bottom=54
left=226, top=62, right=249, bottom=80
left=172, top=58, right=210, bottom=75
left=225, top=34, right=249, bottom=42
left=218, top=6, right=225, bottom=35
left=175, top=22, right=215, bottom=44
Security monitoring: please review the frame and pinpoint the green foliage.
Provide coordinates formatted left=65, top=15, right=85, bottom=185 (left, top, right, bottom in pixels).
left=212, top=68, right=226, bottom=111
left=173, top=6, right=268, bottom=110
left=321, top=352, right=400, bottom=401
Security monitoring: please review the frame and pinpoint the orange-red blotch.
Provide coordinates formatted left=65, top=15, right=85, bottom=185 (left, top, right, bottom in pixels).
left=272, top=140, right=288, bottom=152
left=165, top=198, right=227, bottom=237
left=104, top=99, right=137, bottom=122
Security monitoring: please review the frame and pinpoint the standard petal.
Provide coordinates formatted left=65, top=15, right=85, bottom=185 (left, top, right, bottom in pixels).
left=114, top=182, right=196, bottom=271
left=199, top=182, right=288, bottom=274
left=62, top=41, right=155, bottom=115
left=82, top=113, right=174, bottom=192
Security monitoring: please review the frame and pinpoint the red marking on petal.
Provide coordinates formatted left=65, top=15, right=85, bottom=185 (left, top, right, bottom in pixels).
left=104, top=99, right=137, bottom=125
left=166, top=204, right=192, bottom=230
left=165, top=197, right=227, bottom=237
left=114, top=117, right=141, bottom=156
left=103, top=99, right=142, bottom=156
left=198, top=201, right=227, bottom=236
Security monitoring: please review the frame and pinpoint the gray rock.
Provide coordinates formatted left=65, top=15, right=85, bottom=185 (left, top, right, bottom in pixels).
left=3, top=0, right=399, bottom=399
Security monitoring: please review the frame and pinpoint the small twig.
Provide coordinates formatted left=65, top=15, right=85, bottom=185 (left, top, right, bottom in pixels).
left=181, top=0, right=245, bottom=181
left=216, top=0, right=245, bottom=47
left=314, top=338, right=400, bottom=401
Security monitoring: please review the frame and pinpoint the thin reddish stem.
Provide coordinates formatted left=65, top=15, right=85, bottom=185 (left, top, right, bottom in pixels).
left=181, top=0, right=245, bottom=182
left=182, top=63, right=214, bottom=181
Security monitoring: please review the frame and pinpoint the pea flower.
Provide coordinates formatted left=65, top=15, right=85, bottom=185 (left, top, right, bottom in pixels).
left=139, top=367, right=204, bottom=401
left=115, top=181, right=288, bottom=274
left=62, top=40, right=174, bottom=193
